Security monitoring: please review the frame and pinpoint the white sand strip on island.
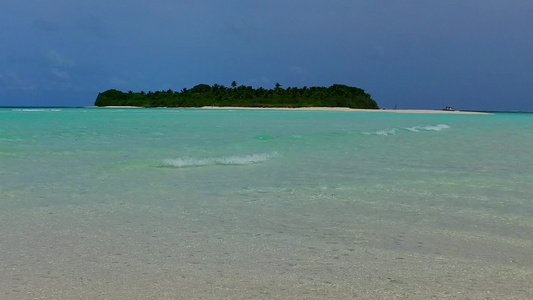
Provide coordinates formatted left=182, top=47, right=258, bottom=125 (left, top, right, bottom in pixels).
left=98, top=105, right=491, bottom=114
left=378, top=109, right=491, bottom=115
left=100, top=106, right=142, bottom=108
left=200, top=106, right=491, bottom=114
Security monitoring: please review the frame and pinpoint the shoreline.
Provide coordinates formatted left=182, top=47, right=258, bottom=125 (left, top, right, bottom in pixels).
left=100, top=106, right=491, bottom=115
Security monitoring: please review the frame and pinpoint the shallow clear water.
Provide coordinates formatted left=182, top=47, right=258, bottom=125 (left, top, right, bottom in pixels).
left=1, top=108, right=532, bottom=299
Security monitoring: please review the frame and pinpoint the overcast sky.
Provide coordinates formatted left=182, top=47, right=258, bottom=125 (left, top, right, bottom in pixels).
left=1, top=0, right=532, bottom=110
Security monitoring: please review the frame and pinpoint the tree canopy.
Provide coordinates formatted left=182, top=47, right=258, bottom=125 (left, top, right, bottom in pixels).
left=94, top=83, right=379, bottom=109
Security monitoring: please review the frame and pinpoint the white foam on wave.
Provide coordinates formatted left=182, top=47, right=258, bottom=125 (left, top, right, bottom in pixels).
left=12, top=109, right=46, bottom=112
left=404, top=124, right=450, bottom=132
left=363, top=124, right=450, bottom=136
left=363, top=128, right=398, bottom=136
left=11, top=108, right=62, bottom=112
left=162, top=153, right=276, bottom=168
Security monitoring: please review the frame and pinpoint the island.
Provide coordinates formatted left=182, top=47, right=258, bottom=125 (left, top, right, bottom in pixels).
left=94, top=83, right=379, bottom=109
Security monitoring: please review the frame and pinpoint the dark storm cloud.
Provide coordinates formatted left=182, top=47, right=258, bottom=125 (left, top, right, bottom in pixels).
left=33, top=19, right=61, bottom=31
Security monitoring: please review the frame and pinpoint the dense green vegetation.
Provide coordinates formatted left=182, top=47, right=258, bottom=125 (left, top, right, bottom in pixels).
left=94, top=83, right=379, bottom=109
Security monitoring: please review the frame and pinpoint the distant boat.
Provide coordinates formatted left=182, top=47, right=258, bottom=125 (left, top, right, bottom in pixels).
left=443, top=106, right=455, bottom=111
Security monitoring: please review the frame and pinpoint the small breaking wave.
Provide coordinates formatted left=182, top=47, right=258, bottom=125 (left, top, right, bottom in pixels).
left=162, top=153, right=275, bottom=168
left=362, top=128, right=398, bottom=136
left=11, top=108, right=62, bottom=112
left=372, top=128, right=398, bottom=136
left=404, top=124, right=450, bottom=132
left=363, top=124, right=450, bottom=135
left=12, top=109, right=46, bottom=112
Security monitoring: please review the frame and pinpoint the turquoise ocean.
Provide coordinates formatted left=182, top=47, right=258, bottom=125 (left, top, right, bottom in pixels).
left=1, top=108, right=532, bottom=299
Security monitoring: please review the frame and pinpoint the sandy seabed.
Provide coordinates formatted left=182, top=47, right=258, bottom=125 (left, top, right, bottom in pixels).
left=2, top=198, right=531, bottom=300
